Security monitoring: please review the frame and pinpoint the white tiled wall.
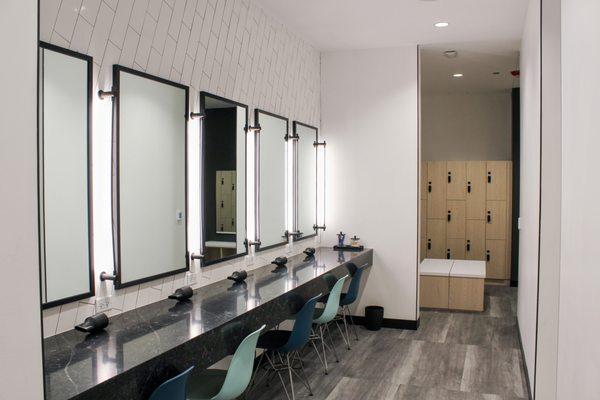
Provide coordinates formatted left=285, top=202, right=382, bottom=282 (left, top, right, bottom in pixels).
left=40, top=0, right=321, bottom=338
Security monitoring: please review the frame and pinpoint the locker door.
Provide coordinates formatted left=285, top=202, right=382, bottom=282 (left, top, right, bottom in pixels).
left=421, top=162, right=428, bottom=200
left=420, top=238, right=427, bottom=262
left=447, top=161, right=467, bottom=200
left=426, top=219, right=446, bottom=259
left=466, top=161, right=486, bottom=220
left=466, top=220, right=486, bottom=260
left=420, top=199, right=427, bottom=239
left=486, top=240, right=507, bottom=279
left=447, top=200, right=466, bottom=239
left=486, top=201, right=507, bottom=240
left=486, top=161, right=508, bottom=201
left=447, top=238, right=466, bottom=260
left=427, top=161, right=447, bottom=219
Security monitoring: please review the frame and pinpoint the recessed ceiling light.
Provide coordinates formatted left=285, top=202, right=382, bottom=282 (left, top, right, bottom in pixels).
left=453, top=73, right=464, bottom=78
left=444, top=50, right=458, bottom=58
left=435, top=22, right=449, bottom=28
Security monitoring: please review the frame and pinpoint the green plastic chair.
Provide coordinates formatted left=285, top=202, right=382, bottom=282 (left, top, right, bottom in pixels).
left=311, top=275, right=348, bottom=374
left=187, top=325, right=265, bottom=400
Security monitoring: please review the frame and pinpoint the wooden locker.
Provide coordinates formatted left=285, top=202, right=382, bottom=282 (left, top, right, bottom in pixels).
left=486, top=239, right=507, bottom=279
left=420, top=199, right=427, bottom=239
left=466, top=220, right=486, bottom=260
left=421, top=162, right=428, bottom=200
left=486, top=201, right=507, bottom=240
left=486, top=161, right=508, bottom=201
left=447, top=238, right=466, bottom=260
left=427, top=161, right=447, bottom=219
left=466, top=161, right=487, bottom=220
left=426, top=219, right=446, bottom=259
left=447, top=161, right=467, bottom=200
left=447, top=200, right=466, bottom=239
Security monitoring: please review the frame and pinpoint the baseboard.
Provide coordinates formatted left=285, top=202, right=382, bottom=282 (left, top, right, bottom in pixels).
left=346, top=315, right=420, bottom=330
left=516, top=319, right=533, bottom=400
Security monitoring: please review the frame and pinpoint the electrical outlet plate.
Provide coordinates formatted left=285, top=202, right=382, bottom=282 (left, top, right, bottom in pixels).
left=185, top=271, right=197, bottom=286
left=96, top=297, right=111, bottom=312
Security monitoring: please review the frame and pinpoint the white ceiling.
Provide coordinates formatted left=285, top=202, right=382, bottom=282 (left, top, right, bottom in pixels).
left=421, top=40, right=521, bottom=94
left=255, top=0, right=529, bottom=51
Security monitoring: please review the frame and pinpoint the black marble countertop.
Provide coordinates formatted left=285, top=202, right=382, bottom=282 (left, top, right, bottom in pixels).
left=43, top=247, right=373, bottom=400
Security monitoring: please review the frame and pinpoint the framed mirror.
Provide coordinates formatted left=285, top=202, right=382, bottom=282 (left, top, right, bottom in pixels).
left=38, top=42, right=94, bottom=308
left=255, top=109, right=289, bottom=251
left=200, top=92, right=248, bottom=265
left=112, top=66, right=189, bottom=288
left=293, top=122, right=318, bottom=240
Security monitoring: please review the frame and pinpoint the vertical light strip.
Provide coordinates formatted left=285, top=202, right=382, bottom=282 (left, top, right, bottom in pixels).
left=189, top=110, right=201, bottom=262
left=246, top=127, right=256, bottom=244
left=286, top=137, right=295, bottom=237
left=316, top=142, right=326, bottom=229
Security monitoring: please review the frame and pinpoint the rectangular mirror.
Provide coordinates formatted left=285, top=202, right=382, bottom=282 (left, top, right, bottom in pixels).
left=38, top=42, right=94, bottom=308
left=293, top=122, right=318, bottom=239
left=112, top=66, right=189, bottom=288
left=200, top=92, right=248, bottom=265
left=255, top=110, right=288, bottom=250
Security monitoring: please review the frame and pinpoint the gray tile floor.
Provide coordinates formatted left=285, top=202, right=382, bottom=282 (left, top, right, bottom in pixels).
left=252, top=285, right=529, bottom=400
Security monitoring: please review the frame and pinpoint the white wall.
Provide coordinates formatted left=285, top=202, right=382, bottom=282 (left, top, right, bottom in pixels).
left=40, top=0, right=321, bottom=337
left=517, top=0, right=541, bottom=391
left=422, top=92, right=512, bottom=161
left=321, top=47, right=419, bottom=321
left=0, top=0, right=44, bottom=399
left=557, top=0, right=600, bottom=397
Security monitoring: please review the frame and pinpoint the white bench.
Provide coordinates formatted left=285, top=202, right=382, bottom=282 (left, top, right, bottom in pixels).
left=449, top=260, right=486, bottom=311
left=419, top=259, right=453, bottom=309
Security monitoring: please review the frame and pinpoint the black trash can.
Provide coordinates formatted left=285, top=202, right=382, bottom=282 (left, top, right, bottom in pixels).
left=364, top=306, right=384, bottom=331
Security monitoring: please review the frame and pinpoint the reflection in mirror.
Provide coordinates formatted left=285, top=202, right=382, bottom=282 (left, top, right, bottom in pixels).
left=112, top=66, right=189, bottom=288
left=38, top=43, right=94, bottom=308
left=255, top=110, right=288, bottom=250
left=200, top=92, right=248, bottom=265
left=293, top=122, right=318, bottom=239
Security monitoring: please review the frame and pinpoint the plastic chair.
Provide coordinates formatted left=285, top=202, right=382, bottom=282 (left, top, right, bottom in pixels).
left=339, top=265, right=366, bottom=347
left=148, top=366, right=195, bottom=400
left=187, top=325, right=265, bottom=400
left=311, top=274, right=348, bottom=374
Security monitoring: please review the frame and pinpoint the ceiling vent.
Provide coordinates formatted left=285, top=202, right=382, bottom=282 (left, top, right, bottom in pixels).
left=443, top=50, right=458, bottom=58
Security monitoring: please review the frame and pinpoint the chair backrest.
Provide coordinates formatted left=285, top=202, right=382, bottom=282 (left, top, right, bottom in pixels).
left=314, top=275, right=348, bottom=325
left=148, top=366, right=194, bottom=400
left=280, top=294, right=322, bottom=353
left=341, top=265, right=365, bottom=306
left=211, top=324, right=265, bottom=400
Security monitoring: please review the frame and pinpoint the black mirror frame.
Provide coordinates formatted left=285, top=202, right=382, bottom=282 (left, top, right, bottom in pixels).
left=38, top=42, right=95, bottom=309
left=199, top=91, right=249, bottom=267
left=111, top=65, right=190, bottom=289
left=292, top=121, right=318, bottom=242
left=254, top=109, right=290, bottom=253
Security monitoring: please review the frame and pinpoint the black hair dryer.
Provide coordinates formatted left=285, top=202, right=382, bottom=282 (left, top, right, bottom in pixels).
left=75, top=313, right=109, bottom=334
left=169, top=286, right=194, bottom=302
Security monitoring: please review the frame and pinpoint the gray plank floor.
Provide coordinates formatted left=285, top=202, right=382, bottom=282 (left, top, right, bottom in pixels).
left=251, top=285, right=529, bottom=400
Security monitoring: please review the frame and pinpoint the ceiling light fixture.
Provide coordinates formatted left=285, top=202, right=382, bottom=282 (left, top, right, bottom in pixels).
left=434, top=22, right=449, bottom=28
left=453, top=73, right=464, bottom=78
left=444, top=50, right=458, bottom=58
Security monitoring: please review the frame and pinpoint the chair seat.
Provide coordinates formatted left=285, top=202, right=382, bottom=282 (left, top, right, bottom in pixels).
left=187, top=369, right=227, bottom=400
left=257, top=330, right=292, bottom=350
left=318, top=292, right=349, bottom=306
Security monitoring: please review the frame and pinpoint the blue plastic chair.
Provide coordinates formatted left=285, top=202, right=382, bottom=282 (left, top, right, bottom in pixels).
left=149, top=366, right=195, bottom=400
left=252, top=294, right=321, bottom=400
left=187, top=325, right=265, bottom=400
left=340, top=265, right=366, bottom=346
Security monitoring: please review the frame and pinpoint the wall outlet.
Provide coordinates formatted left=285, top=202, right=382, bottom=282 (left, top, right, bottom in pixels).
left=96, top=296, right=111, bottom=313
left=185, top=271, right=198, bottom=286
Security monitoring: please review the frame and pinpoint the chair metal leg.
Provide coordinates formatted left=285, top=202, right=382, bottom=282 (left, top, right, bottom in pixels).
left=286, top=353, right=295, bottom=400
left=265, top=351, right=292, bottom=400
left=346, top=306, right=360, bottom=341
left=324, top=323, right=340, bottom=363
left=292, top=350, right=313, bottom=396
left=335, top=316, right=351, bottom=350
left=319, top=325, right=329, bottom=374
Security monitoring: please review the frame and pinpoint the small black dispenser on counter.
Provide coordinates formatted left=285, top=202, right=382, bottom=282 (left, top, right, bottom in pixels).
left=75, top=313, right=109, bottom=334
left=169, top=286, right=194, bottom=302
left=227, top=270, right=248, bottom=284
left=271, top=256, right=288, bottom=273
left=303, top=247, right=316, bottom=257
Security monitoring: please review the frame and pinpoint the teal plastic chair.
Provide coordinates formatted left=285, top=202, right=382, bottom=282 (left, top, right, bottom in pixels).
left=311, top=275, right=348, bottom=374
left=149, top=366, right=195, bottom=400
left=187, top=325, right=265, bottom=400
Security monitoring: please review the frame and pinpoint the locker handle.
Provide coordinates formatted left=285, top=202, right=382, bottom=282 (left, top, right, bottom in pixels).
left=446, top=249, right=451, bottom=259
left=486, top=251, right=491, bottom=262
left=448, top=172, right=452, bottom=183
left=221, top=201, right=224, bottom=208
left=427, top=239, right=431, bottom=250
left=232, top=184, right=235, bottom=191
left=428, top=182, right=432, bottom=193
left=487, top=172, right=492, bottom=183
left=466, top=240, right=471, bottom=252
left=487, top=211, right=491, bottom=223
left=447, top=211, right=452, bottom=222
left=221, top=178, right=225, bottom=185
left=467, top=181, right=472, bottom=193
